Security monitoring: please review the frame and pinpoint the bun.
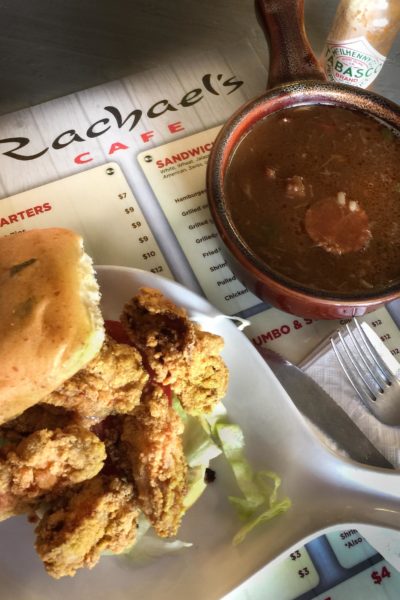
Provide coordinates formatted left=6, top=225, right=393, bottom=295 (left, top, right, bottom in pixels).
left=0, top=228, right=105, bottom=424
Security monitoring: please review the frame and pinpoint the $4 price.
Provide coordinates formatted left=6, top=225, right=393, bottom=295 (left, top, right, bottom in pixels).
left=371, top=565, right=391, bottom=584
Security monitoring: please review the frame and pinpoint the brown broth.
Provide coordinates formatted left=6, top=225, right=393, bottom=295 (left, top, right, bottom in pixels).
left=224, top=104, right=400, bottom=295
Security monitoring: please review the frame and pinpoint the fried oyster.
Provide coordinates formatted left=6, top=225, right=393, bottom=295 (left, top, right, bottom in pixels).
left=35, top=475, right=139, bottom=578
left=122, top=383, right=188, bottom=538
left=46, top=335, right=148, bottom=424
left=122, top=287, right=228, bottom=414
left=0, top=287, right=229, bottom=579
left=0, top=426, right=106, bottom=522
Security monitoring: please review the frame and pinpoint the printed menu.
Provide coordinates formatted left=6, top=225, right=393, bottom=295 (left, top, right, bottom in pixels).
left=137, top=125, right=259, bottom=314
left=0, top=163, right=171, bottom=276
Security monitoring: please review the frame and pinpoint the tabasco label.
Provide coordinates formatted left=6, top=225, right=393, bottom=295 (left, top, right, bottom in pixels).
left=322, top=36, right=386, bottom=88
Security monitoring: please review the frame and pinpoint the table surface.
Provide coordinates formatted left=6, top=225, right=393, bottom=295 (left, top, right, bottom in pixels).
left=1, top=0, right=398, bottom=117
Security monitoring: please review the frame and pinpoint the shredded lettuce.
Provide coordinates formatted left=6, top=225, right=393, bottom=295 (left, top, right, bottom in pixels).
left=108, top=515, right=192, bottom=563
left=108, top=401, right=221, bottom=563
left=173, top=395, right=222, bottom=507
left=0, top=437, right=8, bottom=448
left=179, top=411, right=222, bottom=468
left=177, top=399, right=291, bottom=545
left=184, top=465, right=207, bottom=509
left=107, top=399, right=290, bottom=563
left=213, top=421, right=291, bottom=545
left=123, top=533, right=192, bottom=563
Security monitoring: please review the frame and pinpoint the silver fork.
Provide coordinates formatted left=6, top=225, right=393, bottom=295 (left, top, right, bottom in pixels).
left=330, top=319, right=400, bottom=426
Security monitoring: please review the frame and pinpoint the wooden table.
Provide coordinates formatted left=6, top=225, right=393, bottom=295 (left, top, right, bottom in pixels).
left=0, top=0, right=343, bottom=115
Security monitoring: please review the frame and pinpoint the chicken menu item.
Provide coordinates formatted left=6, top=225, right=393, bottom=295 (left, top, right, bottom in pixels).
left=0, top=228, right=229, bottom=578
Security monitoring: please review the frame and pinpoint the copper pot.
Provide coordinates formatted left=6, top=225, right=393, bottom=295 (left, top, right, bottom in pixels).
left=206, top=0, right=400, bottom=319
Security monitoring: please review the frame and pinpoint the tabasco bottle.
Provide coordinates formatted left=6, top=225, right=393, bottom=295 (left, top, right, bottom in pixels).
left=321, top=0, right=400, bottom=88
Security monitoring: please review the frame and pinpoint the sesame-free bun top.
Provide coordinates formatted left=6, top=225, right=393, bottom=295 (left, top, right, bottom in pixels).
left=0, top=228, right=105, bottom=424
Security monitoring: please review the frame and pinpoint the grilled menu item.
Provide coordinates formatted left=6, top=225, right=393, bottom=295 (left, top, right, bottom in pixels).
left=0, top=228, right=229, bottom=579
left=0, top=228, right=104, bottom=424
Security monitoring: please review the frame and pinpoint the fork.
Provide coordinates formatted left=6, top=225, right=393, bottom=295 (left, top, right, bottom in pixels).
left=330, top=319, right=400, bottom=426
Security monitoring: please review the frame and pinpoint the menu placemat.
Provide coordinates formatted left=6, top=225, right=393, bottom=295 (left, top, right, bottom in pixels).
left=0, top=162, right=171, bottom=276
left=137, top=126, right=400, bottom=365
left=137, top=126, right=260, bottom=314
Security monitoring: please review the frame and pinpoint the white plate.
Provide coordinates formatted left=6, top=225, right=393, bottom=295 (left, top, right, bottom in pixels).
left=1, top=265, right=400, bottom=600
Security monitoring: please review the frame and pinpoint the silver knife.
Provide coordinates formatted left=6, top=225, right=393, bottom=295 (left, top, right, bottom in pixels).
left=258, top=346, right=393, bottom=469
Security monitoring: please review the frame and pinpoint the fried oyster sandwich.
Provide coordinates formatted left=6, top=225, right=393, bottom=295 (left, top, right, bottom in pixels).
left=0, top=228, right=228, bottom=578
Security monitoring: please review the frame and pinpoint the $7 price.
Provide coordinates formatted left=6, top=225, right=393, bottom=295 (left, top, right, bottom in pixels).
left=371, top=565, right=391, bottom=584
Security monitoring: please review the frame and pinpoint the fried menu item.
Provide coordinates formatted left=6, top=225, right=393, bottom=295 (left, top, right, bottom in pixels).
left=46, top=335, right=148, bottom=423
left=35, top=475, right=139, bottom=578
left=0, top=265, right=229, bottom=578
left=122, top=287, right=228, bottom=414
left=173, top=328, right=229, bottom=415
left=121, top=287, right=197, bottom=383
left=0, top=404, right=74, bottom=444
left=122, top=384, right=188, bottom=538
left=0, top=426, right=106, bottom=521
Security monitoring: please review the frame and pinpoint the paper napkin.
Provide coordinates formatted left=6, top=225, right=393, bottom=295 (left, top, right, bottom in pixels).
left=305, top=325, right=400, bottom=467
left=304, top=325, right=400, bottom=570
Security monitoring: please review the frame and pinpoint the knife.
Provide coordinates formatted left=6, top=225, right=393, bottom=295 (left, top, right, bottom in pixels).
left=258, top=346, right=393, bottom=469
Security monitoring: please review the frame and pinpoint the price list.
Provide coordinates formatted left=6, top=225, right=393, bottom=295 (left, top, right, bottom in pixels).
left=137, top=127, right=260, bottom=315
left=223, top=526, right=400, bottom=600
left=223, top=547, right=319, bottom=600
left=314, top=560, right=400, bottom=600
left=0, top=162, right=172, bottom=278
left=232, top=303, right=400, bottom=366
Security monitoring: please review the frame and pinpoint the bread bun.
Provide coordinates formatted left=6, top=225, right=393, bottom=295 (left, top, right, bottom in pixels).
left=0, top=228, right=105, bottom=424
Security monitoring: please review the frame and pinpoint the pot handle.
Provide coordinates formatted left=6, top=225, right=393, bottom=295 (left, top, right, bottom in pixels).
left=256, top=0, right=326, bottom=89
